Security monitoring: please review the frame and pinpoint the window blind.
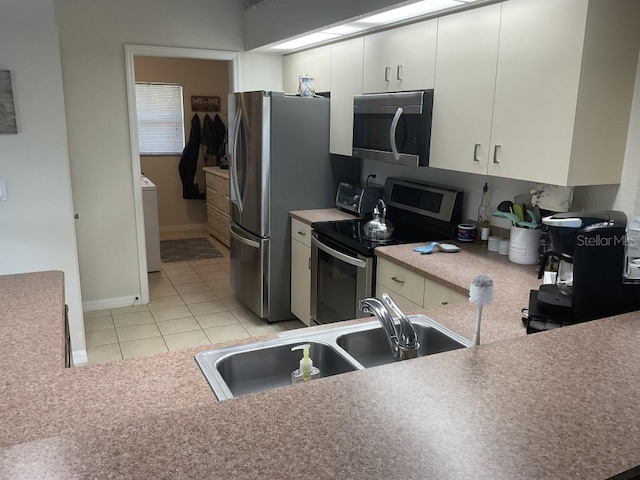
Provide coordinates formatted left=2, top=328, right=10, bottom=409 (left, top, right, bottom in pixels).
left=135, top=83, right=185, bottom=155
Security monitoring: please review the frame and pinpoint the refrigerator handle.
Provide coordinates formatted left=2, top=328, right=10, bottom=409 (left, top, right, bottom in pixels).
left=230, top=109, right=244, bottom=213
left=230, top=227, right=260, bottom=249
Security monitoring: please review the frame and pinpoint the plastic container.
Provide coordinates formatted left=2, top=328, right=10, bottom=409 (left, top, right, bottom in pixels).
left=487, top=236, right=501, bottom=252
left=291, top=344, right=320, bottom=384
left=498, top=239, right=510, bottom=255
left=508, top=226, right=542, bottom=265
left=457, top=224, right=476, bottom=242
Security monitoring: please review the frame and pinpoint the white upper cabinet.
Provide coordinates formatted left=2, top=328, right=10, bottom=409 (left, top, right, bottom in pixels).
left=282, top=45, right=331, bottom=95
left=283, top=52, right=305, bottom=94
left=487, top=0, right=640, bottom=186
left=363, top=19, right=437, bottom=93
left=330, top=37, right=364, bottom=156
left=486, top=0, right=587, bottom=184
left=430, top=4, right=501, bottom=174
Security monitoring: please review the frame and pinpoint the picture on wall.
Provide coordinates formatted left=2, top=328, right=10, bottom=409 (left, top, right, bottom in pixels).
left=0, top=70, right=18, bottom=134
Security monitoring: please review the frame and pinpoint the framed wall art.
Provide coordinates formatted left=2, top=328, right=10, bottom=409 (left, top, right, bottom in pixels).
left=191, top=95, right=220, bottom=112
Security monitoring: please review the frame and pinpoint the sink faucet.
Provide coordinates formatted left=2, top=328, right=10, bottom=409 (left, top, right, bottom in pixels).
left=359, top=293, right=420, bottom=361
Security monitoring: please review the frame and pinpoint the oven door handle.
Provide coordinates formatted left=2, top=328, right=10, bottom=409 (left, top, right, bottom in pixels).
left=312, top=236, right=367, bottom=269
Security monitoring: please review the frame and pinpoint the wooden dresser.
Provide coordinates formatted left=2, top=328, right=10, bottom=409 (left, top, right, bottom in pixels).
left=203, top=167, right=230, bottom=247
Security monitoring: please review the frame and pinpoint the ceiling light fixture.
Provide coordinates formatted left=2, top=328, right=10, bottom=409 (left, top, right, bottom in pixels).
left=267, top=0, right=490, bottom=52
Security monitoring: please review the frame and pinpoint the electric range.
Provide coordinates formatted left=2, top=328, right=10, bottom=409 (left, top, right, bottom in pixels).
left=309, top=177, right=464, bottom=325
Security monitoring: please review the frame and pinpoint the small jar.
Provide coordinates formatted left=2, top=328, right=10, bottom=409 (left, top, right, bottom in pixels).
left=487, top=236, right=501, bottom=252
left=457, top=224, right=476, bottom=242
left=499, top=239, right=510, bottom=255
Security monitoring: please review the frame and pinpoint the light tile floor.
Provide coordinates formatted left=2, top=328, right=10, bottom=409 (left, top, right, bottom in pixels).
left=83, top=230, right=305, bottom=365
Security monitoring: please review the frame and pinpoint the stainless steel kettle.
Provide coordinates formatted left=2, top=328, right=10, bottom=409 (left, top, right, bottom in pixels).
left=363, top=199, right=394, bottom=241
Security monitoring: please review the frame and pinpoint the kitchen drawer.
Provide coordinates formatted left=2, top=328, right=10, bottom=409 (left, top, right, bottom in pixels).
left=205, top=173, right=216, bottom=190
left=376, top=258, right=424, bottom=306
left=207, top=205, right=230, bottom=247
left=206, top=187, right=229, bottom=214
left=423, top=277, right=468, bottom=308
left=376, top=283, right=423, bottom=313
left=213, top=174, right=229, bottom=195
left=291, top=218, right=311, bottom=248
left=206, top=187, right=216, bottom=208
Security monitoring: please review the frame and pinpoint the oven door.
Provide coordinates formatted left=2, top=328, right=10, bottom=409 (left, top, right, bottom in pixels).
left=352, top=90, right=433, bottom=167
left=310, top=233, right=374, bottom=325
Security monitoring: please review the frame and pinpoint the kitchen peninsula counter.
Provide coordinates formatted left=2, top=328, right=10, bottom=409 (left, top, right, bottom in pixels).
left=3, top=265, right=640, bottom=478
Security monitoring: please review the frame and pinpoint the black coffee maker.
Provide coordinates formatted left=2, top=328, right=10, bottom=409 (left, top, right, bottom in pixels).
left=525, top=210, right=640, bottom=333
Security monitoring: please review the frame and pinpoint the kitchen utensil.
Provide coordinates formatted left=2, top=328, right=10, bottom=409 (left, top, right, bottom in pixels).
left=493, top=210, right=523, bottom=226
left=497, top=200, right=514, bottom=213
left=513, top=204, right=524, bottom=222
left=363, top=199, right=394, bottom=241
left=527, top=208, right=539, bottom=225
left=493, top=210, right=539, bottom=229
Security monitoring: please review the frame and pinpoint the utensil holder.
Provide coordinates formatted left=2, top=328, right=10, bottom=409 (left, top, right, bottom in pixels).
left=508, top=226, right=542, bottom=265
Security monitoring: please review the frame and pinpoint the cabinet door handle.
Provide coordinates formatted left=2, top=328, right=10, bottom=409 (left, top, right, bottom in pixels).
left=473, top=143, right=481, bottom=163
left=441, top=301, right=448, bottom=305
left=493, top=144, right=501, bottom=164
left=308, top=258, right=312, bottom=270
left=396, top=64, right=403, bottom=81
left=384, top=66, right=391, bottom=82
left=391, top=276, right=405, bottom=285
left=297, top=231, right=306, bottom=236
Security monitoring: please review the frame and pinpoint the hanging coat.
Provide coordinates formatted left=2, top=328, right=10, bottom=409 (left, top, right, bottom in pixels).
left=178, top=114, right=205, bottom=199
left=201, top=113, right=226, bottom=165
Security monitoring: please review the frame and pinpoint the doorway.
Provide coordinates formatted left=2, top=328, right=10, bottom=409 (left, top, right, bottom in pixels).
left=124, top=44, right=239, bottom=304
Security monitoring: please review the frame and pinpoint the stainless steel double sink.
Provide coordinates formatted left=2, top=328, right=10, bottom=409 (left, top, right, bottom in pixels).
left=195, top=314, right=472, bottom=400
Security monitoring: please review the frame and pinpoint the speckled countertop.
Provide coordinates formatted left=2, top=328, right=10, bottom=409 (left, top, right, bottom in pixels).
left=3, top=252, right=640, bottom=479
left=202, top=166, right=229, bottom=179
left=290, top=207, right=357, bottom=224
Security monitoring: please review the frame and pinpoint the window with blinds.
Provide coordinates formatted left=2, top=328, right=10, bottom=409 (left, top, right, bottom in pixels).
left=135, top=83, right=185, bottom=155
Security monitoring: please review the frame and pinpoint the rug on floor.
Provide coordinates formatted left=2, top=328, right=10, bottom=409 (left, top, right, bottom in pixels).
left=160, top=238, right=224, bottom=263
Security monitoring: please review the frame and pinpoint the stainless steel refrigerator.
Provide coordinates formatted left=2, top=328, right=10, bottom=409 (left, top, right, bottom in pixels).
left=228, top=91, right=336, bottom=323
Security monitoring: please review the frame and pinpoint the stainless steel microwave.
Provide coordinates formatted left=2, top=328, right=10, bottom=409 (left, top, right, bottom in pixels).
left=352, top=90, right=433, bottom=167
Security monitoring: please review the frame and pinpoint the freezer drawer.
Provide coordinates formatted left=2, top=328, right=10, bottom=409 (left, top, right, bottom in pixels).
left=230, top=223, right=269, bottom=319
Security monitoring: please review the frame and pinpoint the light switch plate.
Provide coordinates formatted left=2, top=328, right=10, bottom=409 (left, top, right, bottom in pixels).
left=0, top=181, right=6, bottom=201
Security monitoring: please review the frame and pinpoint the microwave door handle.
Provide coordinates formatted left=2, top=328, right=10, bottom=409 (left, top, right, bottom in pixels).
left=312, top=236, right=367, bottom=269
left=231, top=109, right=244, bottom=213
left=390, top=107, right=403, bottom=161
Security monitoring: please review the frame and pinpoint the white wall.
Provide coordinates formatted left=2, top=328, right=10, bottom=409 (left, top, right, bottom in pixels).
left=53, top=0, right=281, bottom=306
left=572, top=51, right=640, bottom=217
left=0, top=0, right=85, bottom=362
left=361, top=160, right=534, bottom=223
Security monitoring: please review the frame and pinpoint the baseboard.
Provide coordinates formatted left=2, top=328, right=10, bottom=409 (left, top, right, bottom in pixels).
left=73, top=349, right=88, bottom=365
left=83, top=295, right=143, bottom=312
left=159, top=223, right=207, bottom=234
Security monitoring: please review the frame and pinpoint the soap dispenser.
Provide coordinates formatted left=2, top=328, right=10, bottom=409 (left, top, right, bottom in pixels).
left=291, top=343, right=320, bottom=384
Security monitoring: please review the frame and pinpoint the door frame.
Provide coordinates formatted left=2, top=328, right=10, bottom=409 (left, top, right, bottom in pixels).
left=124, top=44, right=239, bottom=303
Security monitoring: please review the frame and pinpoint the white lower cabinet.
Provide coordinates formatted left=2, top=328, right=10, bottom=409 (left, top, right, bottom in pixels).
left=290, top=218, right=312, bottom=326
left=376, top=258, right=467, bottom=311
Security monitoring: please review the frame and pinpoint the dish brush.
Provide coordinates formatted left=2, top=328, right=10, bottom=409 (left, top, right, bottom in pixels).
left=469, top=274, right=494, bottom=346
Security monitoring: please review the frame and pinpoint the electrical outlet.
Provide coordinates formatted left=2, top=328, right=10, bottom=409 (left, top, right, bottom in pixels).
left=0, top=181, right=6, bottom=202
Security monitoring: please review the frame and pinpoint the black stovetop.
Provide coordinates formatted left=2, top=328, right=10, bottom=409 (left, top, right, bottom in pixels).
left=312, top=218, right=453, bottom=257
